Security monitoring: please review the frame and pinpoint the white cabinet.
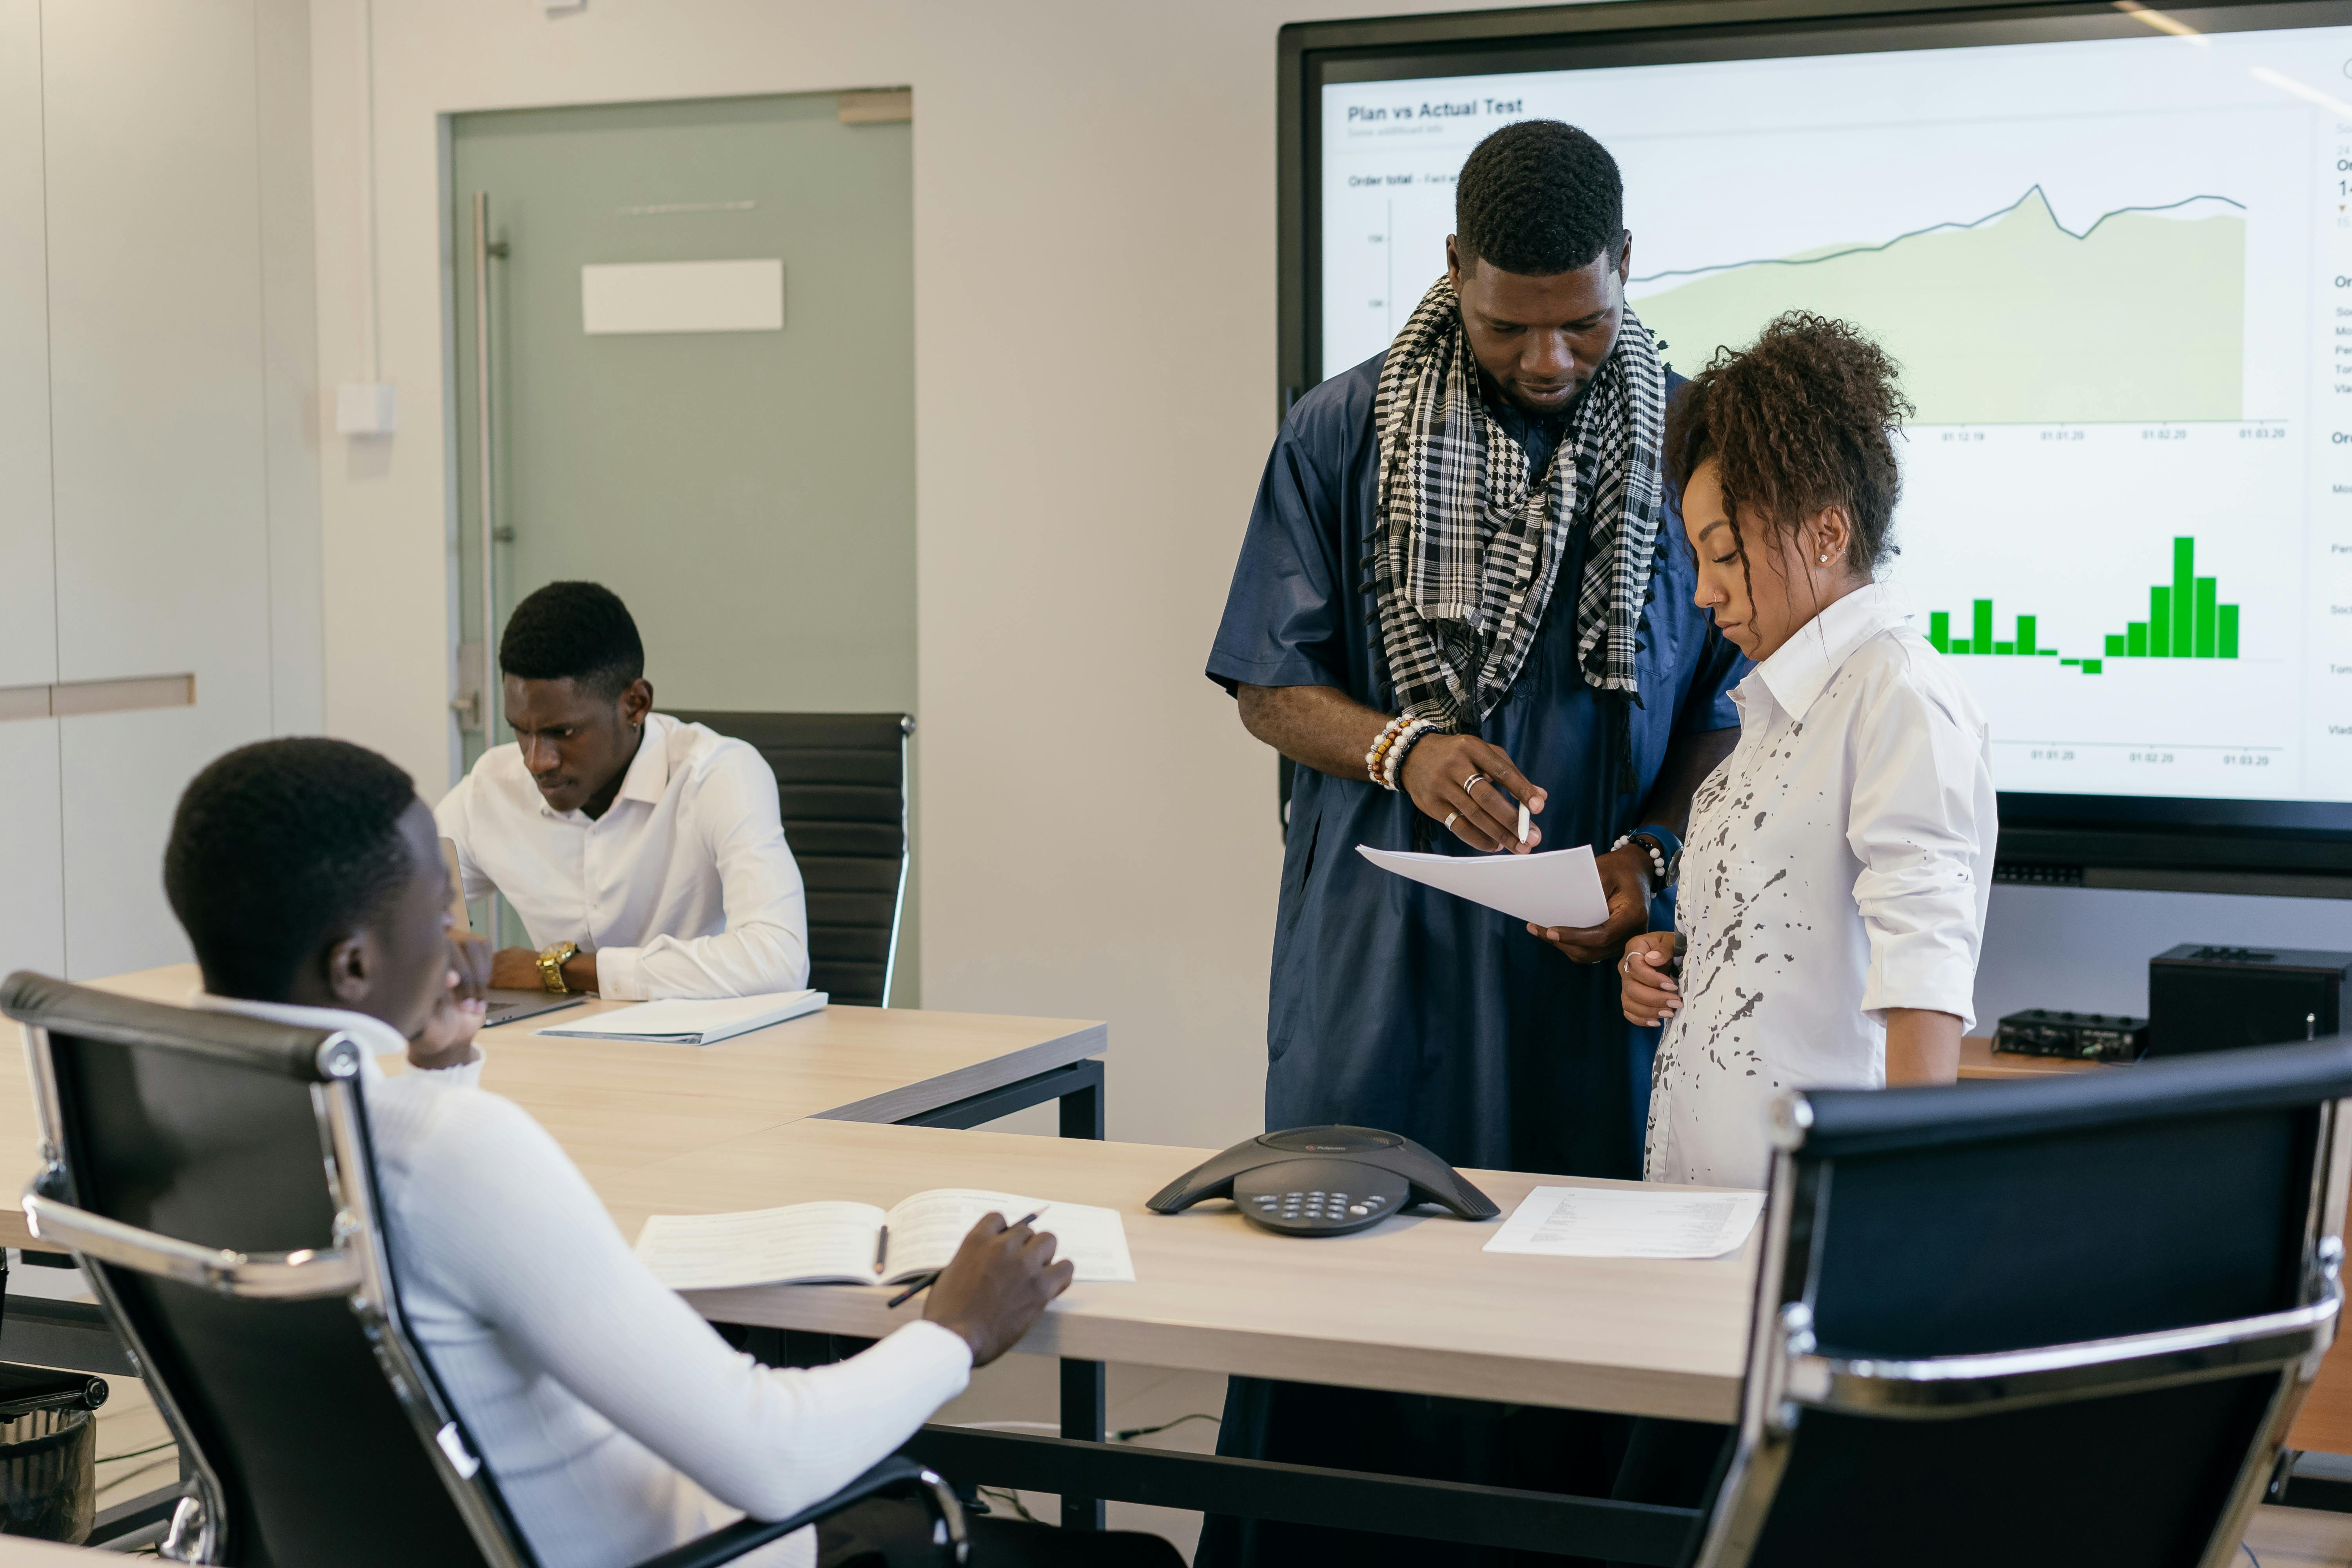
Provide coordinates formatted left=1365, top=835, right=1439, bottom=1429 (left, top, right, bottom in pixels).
left=0, top=724, right=65, bottom=983
left=0, top=0, right=64, bottom=986
left=43, top=0, right=274, bottom=977
left=0, top=0, right=56, bottom=693
left=3, top=0, right=319, bottom=982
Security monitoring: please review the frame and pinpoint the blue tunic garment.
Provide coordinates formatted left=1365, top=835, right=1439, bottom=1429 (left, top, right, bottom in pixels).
left=1208, top=350, right=1744, bottom=1179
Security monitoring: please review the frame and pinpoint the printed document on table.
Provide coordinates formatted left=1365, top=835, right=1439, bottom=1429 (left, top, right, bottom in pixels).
left=1482, top=1185, right=1765, bottom=1260
left=1357, top=843, right=1608, bottom=929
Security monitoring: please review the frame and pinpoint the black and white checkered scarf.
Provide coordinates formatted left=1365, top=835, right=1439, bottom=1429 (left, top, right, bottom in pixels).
left=1370, top=276, right=1669, bottom=729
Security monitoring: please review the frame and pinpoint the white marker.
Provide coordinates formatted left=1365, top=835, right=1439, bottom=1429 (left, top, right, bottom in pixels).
left=1517, top=801, right=1530, bottom=845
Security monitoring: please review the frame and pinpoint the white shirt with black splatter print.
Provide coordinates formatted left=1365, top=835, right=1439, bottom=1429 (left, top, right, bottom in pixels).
left=1645, top=581, right=1996, bottom=1189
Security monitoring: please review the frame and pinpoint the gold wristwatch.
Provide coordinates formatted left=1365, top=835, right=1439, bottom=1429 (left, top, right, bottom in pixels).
left=536, top=941, right=579, bottom=995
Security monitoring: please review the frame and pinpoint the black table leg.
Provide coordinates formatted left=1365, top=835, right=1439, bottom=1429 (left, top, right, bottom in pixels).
left=1058, top=1072, right=1103, bottom=1140
left=1061, top=1357, right=1107, bottom=1530
left=1053, top=1063, right=1103, bottom=1525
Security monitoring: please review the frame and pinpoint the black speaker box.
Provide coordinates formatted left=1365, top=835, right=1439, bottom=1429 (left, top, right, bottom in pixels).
left=2144, top=944, right=2352, bottom=1059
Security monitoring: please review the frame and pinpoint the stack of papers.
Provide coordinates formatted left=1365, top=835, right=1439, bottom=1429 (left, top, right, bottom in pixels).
left=635, top=1189, right=1136, bottom=1290
left=535, top=989, right=827, bottom=1045
left=1482, top=1185, right=1765, bottom=1260
left=1357, top=844, right=1609, bottom=929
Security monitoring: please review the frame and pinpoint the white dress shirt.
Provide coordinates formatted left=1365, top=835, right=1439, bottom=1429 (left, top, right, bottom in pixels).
left=1645, top=581, right=1997, bottom=1189
left=436, top=713, right=809, bottom=1000
left=192, top=993, right=973, bottom=1568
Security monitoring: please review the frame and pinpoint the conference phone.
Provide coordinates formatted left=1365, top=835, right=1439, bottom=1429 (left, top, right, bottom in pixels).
left=1147, top=1125, right=1499, bottom=1237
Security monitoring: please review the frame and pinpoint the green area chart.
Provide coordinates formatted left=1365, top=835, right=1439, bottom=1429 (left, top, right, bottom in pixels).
left=1627, top=186, right=2245, bottom=425
left=1924, top=537, right=2239, bottom=675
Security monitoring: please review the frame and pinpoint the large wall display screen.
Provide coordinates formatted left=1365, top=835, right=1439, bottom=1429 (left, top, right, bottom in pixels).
left=1298, top=3, right=2352, bottom=862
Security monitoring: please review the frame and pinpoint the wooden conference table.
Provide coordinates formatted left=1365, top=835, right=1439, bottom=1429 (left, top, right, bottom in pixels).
left=0, top=963, right=1751, bottom=1563
left=0, top=964, right=1112, bottom=1548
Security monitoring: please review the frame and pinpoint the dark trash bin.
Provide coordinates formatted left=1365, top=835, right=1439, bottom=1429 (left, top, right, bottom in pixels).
left=0, top=1364, right=109, bottom=1542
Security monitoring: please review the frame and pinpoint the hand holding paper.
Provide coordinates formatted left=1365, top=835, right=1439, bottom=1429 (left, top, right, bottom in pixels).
left=1357, top=843, right=1608, bottom=929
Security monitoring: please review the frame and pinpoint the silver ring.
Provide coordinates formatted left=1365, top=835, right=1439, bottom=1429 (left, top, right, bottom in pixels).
left=1444, top=811, right=1460, bottom=831
left=1461, top=772, right=1489, bottom=795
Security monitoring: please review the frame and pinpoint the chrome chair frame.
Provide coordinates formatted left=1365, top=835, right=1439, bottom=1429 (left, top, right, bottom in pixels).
left=1692, top=1091, right=2349, bottom=1568
left=9, top=986, right=968, bottom=1566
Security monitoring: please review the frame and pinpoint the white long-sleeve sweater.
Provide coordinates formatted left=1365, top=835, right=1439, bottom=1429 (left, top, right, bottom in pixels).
left=191, top=995, right=972, bottom=1568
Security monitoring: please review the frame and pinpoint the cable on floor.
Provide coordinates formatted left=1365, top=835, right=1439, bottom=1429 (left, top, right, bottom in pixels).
left=977, top=1486, right=1038, bottom=1524
left=95, top=1455, right=178, bottom=1498
left=1113, top=1413, right=1220, bottom=1442
left=954, top=1414, right=1223, bottom=1443
left=98, top=1439, right=178, bottom=1464
left=2241, top=1543, right=2261, bottom=1568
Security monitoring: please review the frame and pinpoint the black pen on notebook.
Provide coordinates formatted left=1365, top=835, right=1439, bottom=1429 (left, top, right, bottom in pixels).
left=885, top=1211, right=1041, bottom=1308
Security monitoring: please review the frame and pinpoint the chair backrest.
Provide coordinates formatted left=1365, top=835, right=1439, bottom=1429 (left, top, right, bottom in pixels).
left=1697, top=1038, right=2352, bottom=1568
left=668, top=710, right=911, bottom=1007
left=0, top=973, right=531, bottom=1568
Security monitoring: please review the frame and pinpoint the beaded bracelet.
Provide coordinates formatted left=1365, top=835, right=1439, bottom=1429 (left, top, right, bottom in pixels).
left=1382, top=717, right=1438, bottom=791
left=1612, top=832, right=1673, bottom=884
left=1364, top=715, right=1415, bottom=787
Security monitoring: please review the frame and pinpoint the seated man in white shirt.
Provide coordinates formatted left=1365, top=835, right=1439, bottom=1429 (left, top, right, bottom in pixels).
left=162, top=737, right=1182, bottom=1568
left=439, top=580, right=808, bottom=1001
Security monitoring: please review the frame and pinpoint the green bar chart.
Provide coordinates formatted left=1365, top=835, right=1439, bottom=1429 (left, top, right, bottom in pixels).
left=1923, top=536, right=2238, bottom=675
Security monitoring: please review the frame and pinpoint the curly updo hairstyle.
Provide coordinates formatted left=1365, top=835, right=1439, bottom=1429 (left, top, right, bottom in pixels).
left=1663, top=312, right=1913, bottom=585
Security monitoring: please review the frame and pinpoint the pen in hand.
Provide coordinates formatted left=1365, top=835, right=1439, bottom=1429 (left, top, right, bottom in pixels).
left=885, top=1211, right=1042, bottom=1308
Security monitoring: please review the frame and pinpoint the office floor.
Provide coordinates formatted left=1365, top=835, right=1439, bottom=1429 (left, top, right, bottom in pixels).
left=933, top=1356, right=1225, bottom=1559
left=87, top=1373, right=173, bottom=1516
left=58, top=1352, right=2352, bottom=1563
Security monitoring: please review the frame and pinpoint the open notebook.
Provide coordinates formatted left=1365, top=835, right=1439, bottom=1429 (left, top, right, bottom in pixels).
left=634, top=1190, right=1136, bottom=1290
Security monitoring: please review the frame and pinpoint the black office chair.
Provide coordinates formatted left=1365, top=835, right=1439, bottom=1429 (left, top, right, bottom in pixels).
left=671, top=711, right=911, bottom=1007
left=1687, top=1037, right=2352, bottom=1568
left=0, top=972, right=966, bottom=1566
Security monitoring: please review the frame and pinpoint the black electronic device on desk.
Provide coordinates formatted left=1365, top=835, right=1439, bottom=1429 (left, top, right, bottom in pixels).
left=1994, top=1009, right=2148, bottom=1063
left=2147, top=945, right=2352, bottom=1059
left=1147, top=1125, right=1498, bottom=1236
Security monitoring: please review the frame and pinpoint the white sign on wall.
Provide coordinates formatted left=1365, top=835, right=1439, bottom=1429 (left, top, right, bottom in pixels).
left=580, top=259, right=783, bottom=335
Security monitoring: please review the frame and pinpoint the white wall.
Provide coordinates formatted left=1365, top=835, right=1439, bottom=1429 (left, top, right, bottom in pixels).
left=307, top=0, right=1508, bottom=1151
left=308, top=0, right=2352, bottom=1151
left=0, top=0, right=323, bottom=986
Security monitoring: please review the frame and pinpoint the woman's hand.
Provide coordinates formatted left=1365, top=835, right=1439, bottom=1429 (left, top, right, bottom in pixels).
left=922, top=1213, right=1075, bottom=1367
left=1616, top=931, right=1681, bottom=1026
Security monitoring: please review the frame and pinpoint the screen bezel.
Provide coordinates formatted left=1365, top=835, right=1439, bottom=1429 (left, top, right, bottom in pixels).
left=1277, top=0, right=2352, bottom=879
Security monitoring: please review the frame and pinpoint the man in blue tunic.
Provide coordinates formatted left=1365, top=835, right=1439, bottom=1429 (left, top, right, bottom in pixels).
left=1199, top=122, right=1744, bottom=1566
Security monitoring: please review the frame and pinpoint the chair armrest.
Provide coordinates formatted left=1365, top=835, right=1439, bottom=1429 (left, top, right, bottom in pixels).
left=628, top=1454, right=967, bottom=1568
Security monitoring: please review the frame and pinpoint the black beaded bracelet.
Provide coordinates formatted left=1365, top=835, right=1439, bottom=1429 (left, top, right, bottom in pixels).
left=1612, top=832, right=1675, bottom=886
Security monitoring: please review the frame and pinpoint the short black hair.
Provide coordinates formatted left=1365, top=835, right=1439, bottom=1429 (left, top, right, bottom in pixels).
left=1455, top=120, right=1625, bottom=277
left=164, top=739, right=420, bottom=1000
left=499, top=581, right=645, bottom=700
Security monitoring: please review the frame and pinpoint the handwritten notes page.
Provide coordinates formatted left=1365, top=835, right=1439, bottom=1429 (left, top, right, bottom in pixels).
left=1481, top=1185, right=1765, bottom=1260
left=634, top=1190, right=1137, bottom=1292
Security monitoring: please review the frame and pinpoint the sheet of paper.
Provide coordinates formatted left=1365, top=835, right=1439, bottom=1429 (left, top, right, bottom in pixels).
left=535, top=989, right=826, bottom=1044
left=635, top=1201, right=882, bottom=1290
left=1357, top=843, right=1608, bottom=929
left=1481, top=1185, right=1765, bottom=1260
left=883, top=1189, right=1137, bottom=1284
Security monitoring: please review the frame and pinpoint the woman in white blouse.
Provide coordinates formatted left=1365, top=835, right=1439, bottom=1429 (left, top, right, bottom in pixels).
left=1618, top=314, right=1996, bottom=1189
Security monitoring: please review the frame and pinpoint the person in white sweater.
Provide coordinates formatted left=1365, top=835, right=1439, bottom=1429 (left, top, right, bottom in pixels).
left=161, top=738, right=1183, bottom=1568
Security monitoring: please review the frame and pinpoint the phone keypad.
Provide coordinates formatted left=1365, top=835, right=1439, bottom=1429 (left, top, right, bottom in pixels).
left=1249, top=1191, right=1387, bottom=1226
